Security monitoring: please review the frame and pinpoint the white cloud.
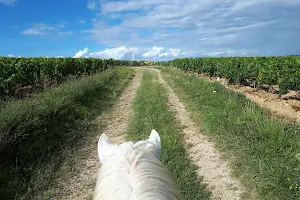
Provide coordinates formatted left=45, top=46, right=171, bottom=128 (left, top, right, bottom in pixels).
left=22, top=29, right=45, bottom=36
left=7, top=54, right=14, bottom=57
left=89, top=46, right=139, bottom=60
left=73, top=46, right=184, bottom=60
left=57, top=31, right=73, bottom=36
left=56, top=23, right=66, bottom=28
left=101, top=0, right=162, bottom=14
left=79, top=20, right=85, bottom=24
left=142, top=46, right=164, bottom=58
left=87, top=1, right=97, bottom=10
left=0, top=0, right=17, bottom=5
left=74, top=47, right=89, bottom=58
left=82, top=0, right=300, bottom=57
left=21, top=23, right=57, bottom=36
left=21, top=23, right=73, bottom=37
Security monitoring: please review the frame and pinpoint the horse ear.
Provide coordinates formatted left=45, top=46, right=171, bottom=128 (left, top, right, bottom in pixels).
left=149, top=129, right=161, bottom=158
left=99, top=133, right=110, bottom=145
left=97, top=133, right=111, bottom=164
left=149, top=129, right=161, bottom=143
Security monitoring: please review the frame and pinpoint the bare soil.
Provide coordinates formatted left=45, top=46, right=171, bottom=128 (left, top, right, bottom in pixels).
left=227, top=85, right=300, bottom=123
left=48, top=69, right=142, bottom=200
left=154, top=69, right=246, bottom=200
left=196, top=72, right=300, bottom=123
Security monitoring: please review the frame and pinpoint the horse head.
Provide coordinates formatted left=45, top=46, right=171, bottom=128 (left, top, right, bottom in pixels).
left=94, top=129, right=183, bottom=200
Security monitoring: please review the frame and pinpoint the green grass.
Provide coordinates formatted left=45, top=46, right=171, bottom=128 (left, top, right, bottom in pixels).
left=0, top=67, right=134, bottom=200
left=125, top=69, right=211, bottom=200
left=160, top=67, right=300, bottom=200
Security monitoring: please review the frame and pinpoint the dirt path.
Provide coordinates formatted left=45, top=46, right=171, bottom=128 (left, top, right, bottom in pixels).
left=153, top=68, right=245, bottom=200
left=49, top=69, right=142, bottom=200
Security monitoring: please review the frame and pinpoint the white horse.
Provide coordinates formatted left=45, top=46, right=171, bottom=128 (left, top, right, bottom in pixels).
left=93, top=129, right=183, bottom=200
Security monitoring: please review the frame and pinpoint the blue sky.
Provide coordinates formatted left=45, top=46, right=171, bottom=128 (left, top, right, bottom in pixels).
left=0, top=0, right=300, bottom=60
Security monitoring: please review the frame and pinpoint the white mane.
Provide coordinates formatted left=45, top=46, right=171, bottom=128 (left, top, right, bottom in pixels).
left=93, top=129, right=183, bottom=200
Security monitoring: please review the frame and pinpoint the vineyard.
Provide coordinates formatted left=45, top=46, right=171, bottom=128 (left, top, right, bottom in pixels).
left=0, top=57, right=156, bottom=100
left=159, top=56, right=300, bottom=94
left=2, top=56, right=299, bottom=99
left=0, top=57, right=299, bottom=199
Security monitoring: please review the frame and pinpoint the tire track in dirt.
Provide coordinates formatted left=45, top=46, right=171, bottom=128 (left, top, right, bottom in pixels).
left=50, top=68, right=142, bottom=200
left=153, top=68, right=245, bottom=200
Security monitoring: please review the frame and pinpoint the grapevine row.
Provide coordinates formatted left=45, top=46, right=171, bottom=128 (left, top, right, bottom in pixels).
left=159, top=56, right=300, bottom=94
left=0, top=57, right=156, bottom=97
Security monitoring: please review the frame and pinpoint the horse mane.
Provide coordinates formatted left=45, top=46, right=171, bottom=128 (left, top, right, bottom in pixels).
left=93, top=140, right=183, bottom=200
